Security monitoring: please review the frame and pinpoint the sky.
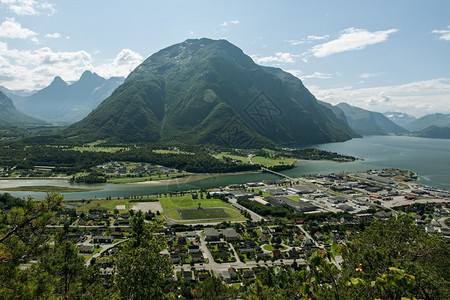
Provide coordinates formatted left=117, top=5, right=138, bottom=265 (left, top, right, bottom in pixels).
left=0, top=0, right=449, bottom=117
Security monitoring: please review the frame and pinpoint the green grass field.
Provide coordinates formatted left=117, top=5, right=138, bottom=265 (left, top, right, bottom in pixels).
left=178, top=208, right=231, bottom=220
left=153, top=149, right=194, bottom=155
left=212, top=152, right=248, bottom=163
left=72, top=199, right=132, bottom=213
left=159, top=195, right=234, bottom=211
left=251, top=156, right=296, bottom=167
left=160, top=195, right=244, bottom=222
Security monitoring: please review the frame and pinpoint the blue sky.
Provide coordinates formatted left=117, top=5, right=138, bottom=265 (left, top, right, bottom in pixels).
left=0, top=0, right=449, bottom=116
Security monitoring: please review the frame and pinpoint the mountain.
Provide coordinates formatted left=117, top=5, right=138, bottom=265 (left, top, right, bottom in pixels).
left=15, top=71, right=124, bottom=123
left=383, top=111, right=416, bottom=128
left=404, top=113, right=450, bottom=132
left=0, top=91, right=44, bottom=126
left=336, top=103, right=408, bottom=135
left=0, top=86, right=36, bottom=102
left=66, top=38, right=358, bottom=147
left=413, top=126, right=450, bottom=139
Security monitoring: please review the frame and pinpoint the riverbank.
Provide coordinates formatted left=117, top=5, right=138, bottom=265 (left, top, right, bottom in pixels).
left=129, top=170, right=263, bottom=185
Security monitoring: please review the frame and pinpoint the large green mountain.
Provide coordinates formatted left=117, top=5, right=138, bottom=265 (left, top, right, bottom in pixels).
left=15, top=71, right=124, bottom=123
left=66, top=38, right=357, bottom=147
left=337, top=103, right=408, bottom=135
left=0, top=91, right=44, bottom=126
left=404, top=113, right=450, bottom=132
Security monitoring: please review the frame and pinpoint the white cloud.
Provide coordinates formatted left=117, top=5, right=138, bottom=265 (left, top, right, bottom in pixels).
left=302, top=72, right=333, bottom=79
left=0, top=41, right=92, bottom=89
left=360, top=72, right=383, bottom=78
left=309, top=27, right=398, bottom=57
left=93, top=49, right=143, bottom=78
left=0, top=0, right=56, bottom=16
left=308, top=78, right=450, bottom=117
left=432, top=26, right=450, bottom=41
left=0, top=43, right=144, bottom=90
left=0, top=18, right=38, bottom=40
left=286, top=35, right=329, bottom=45
left=188, top=29, right=194, bottom=35
left=45, top=32, right=60, bottom=39
left=307, top=35, right=329, bottom=41
left=220, top=20, right=239, bottom=27
left=251, top=52, right=296, bottom=65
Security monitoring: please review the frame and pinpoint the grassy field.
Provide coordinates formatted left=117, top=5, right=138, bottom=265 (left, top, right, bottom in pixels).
left=160, top=195, right=244, bottom=222
left=153, top=149, right=194, bottom=155
left=212, top=152, right=248, bottom=163
left=263, top=244, right=287, bottom=251
left=69, top=146, right=128, bottom=153
left=107, top=173, right=187, bottom=183
left=0, top=185, right=99, bottom=193
left=159, top=195, right=235, bottom=211
left=71, top=198, right=132, bottom=213
left=251, top=156, right=296, bottom=167
left=178, top=208, right=231, bottom=220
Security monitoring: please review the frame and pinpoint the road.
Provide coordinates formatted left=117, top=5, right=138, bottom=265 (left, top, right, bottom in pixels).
left=229, top=198, right=265, bottom=222
left=261, top=167, right=294, bottom=181
left=85, top=239, right=128, bottom=266
left=297, top=225, right=322, bottom=248
left=438, top=217, right=449, bottom=228
left=173, top=258, right=306, bottom=278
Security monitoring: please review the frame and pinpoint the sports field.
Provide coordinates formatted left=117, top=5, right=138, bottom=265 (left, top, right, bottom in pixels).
left=177, top=207, right=231, bottom=220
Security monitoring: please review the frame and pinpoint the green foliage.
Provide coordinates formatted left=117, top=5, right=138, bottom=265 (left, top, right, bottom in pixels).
left=0, top=193, right=24, bottom=210
left=237, top=197, right=298, bottom=219
left=195, top=276, right=237, bottom=300
left=116, top=212, right=173, bottom=299
left=343, top=215, right=450, bottom=299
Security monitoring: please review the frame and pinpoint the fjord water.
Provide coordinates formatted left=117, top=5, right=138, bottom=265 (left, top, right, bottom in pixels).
left=1, top=135, right=449, bottom=200
left=287, top=135, right=450, bottom=189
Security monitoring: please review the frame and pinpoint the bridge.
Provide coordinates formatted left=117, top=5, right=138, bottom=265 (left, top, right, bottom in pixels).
left=261, top=167, right=294, bottom=181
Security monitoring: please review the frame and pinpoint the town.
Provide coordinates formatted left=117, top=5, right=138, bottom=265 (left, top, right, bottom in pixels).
left=41, top=168, right=449, bottom=291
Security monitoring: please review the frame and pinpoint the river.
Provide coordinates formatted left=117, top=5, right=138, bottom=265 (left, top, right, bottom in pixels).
left=1, top=135, right=449, bottom=199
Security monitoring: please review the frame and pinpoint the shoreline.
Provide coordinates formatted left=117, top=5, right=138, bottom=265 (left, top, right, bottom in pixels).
left=128, top=170, right=262, bottom=185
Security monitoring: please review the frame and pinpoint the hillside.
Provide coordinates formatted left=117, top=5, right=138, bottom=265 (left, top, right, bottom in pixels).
left=337, top=103, right=408, bottom=135
left=0, top=91, right=44, bottom=126
left=66, top=38, right=357, bottom=147
left=15, top=72, right=124, bottom=123
left=405, top=113, right=450, bottom=132
left=414, top=126, right=450, bottom=139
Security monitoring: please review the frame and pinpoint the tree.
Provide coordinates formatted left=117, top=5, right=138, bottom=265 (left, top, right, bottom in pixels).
left=115, top=213, right=173, bottom=299
left=343, top=215, right=450, bottom=299
left=195, top=276, right=237, bottom=300
left=40, top=239, right=85, bottom=299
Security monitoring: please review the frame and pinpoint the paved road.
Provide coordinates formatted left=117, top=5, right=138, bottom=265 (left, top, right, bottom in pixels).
left=438, top=217, right=449, bottom=228
left=229, top=198, right=265, bottom=222
left=173, top=258, right=306, bottom=278
left=85, top=239, right=128, bottom=266
left=297, top=225, right=322, bottom=248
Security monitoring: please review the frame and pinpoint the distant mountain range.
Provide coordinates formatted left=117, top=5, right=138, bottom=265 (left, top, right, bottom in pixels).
left=65, top=38, right=358, bottom=147
left=403, top=113, right=450, bottom=132
left=383, top=111, right=417, bottom=128
left=0, top=91, right=44, bottom=126
left=10, top=71, right=124, bottom=123
left=336, top=103, right=408, bottom=135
